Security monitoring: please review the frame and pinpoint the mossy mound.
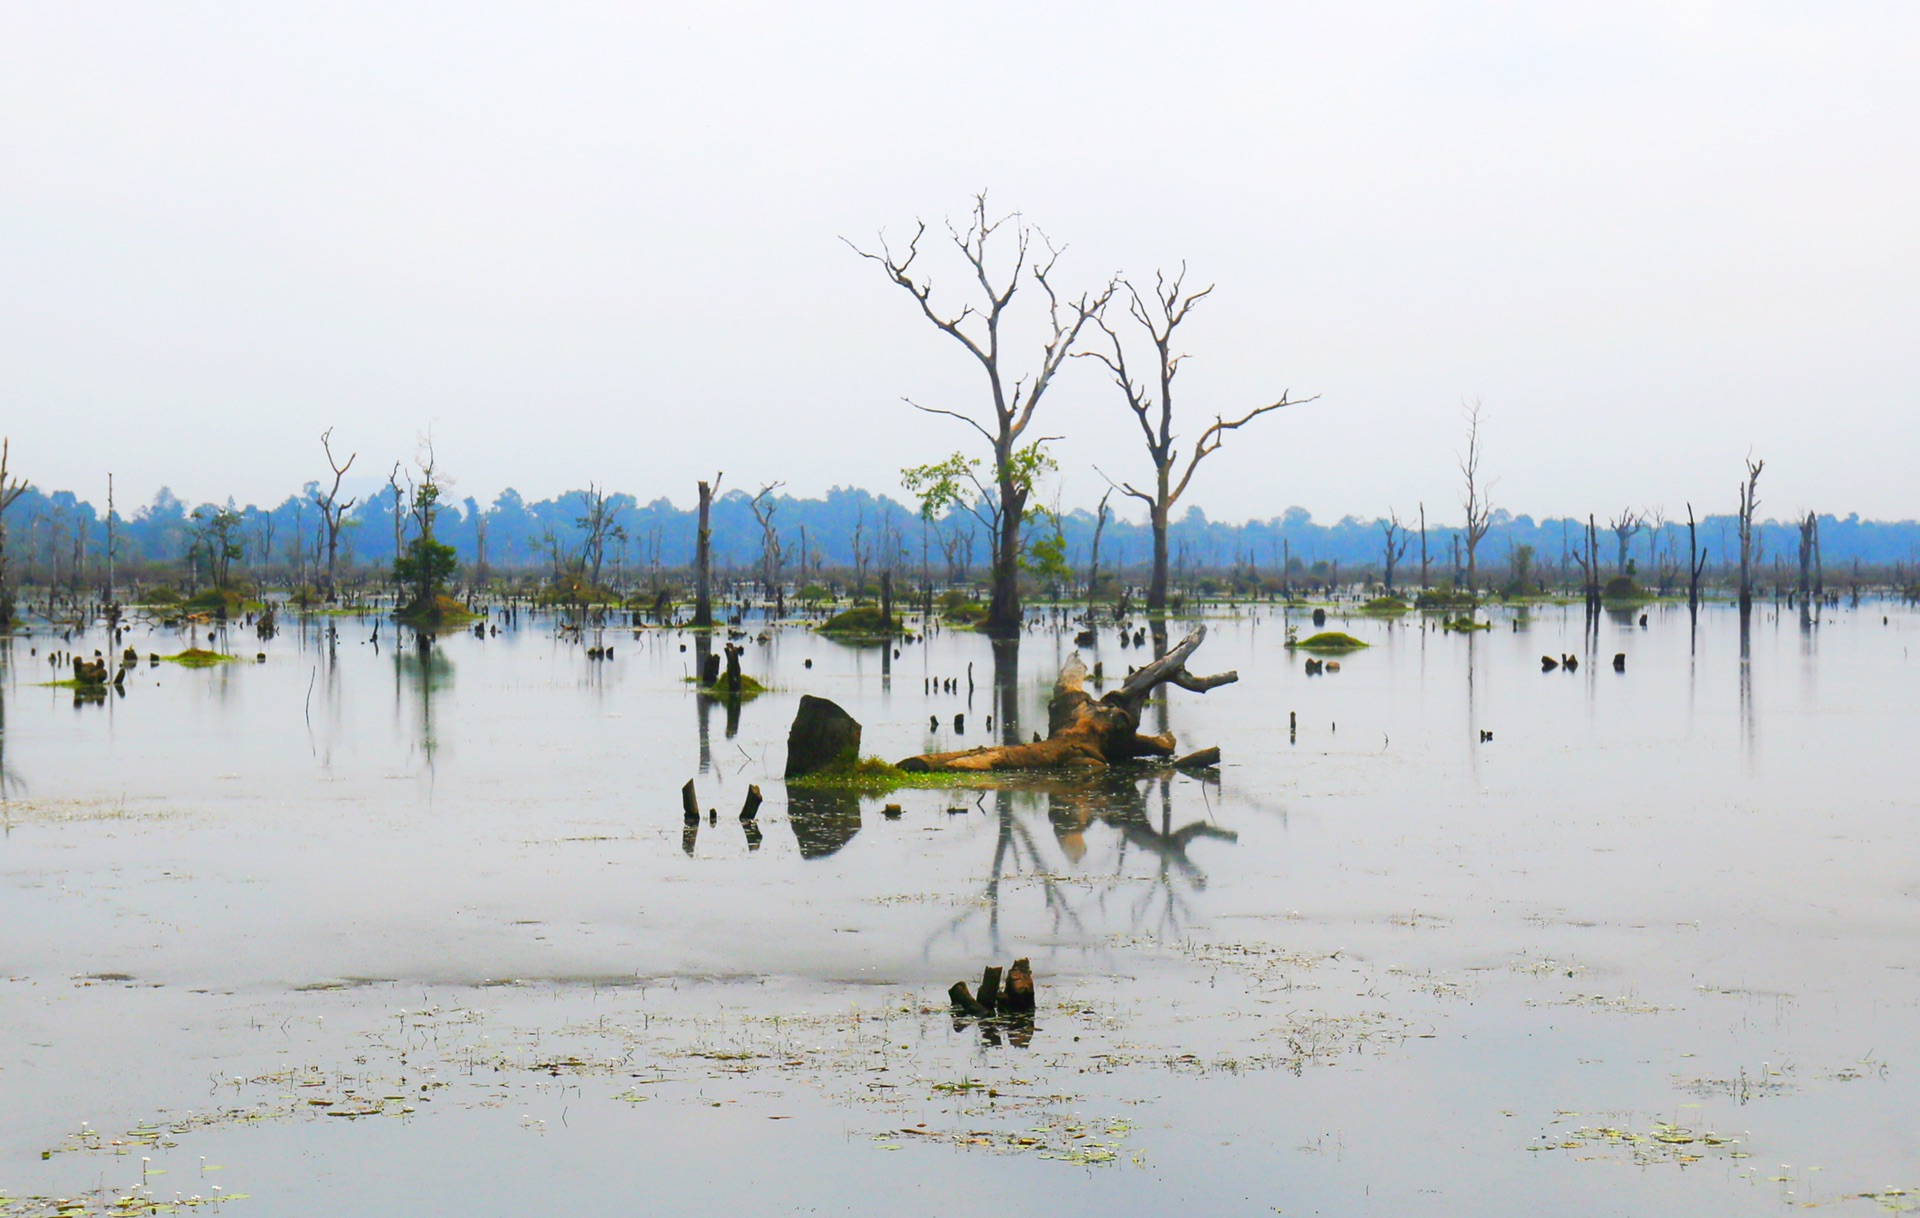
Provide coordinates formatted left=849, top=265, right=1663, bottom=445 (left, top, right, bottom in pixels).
left=1415, top=588, right=1477, bottom=609
left=138, top=587, right=182, bottom=606
left=395, top=595, right=479, bottom=628
left=818, top=605, right=900, bottom=637
left=941, top=602, right=989, bottom=627
left=686, top=673, right=769, bottom=700
left=787, top=756, right=995, bottom=793
left=1287, top=631, right=1369, bottom=652
left=1602, top=576, right=1650, bottom=602
left=1441, top=615, right=1492, bottom=632
left=183, top=588, right=250, bottom=616
left=164, top=648, right=235, bottom=668
left=1361, top=597, right=1410, bottom=614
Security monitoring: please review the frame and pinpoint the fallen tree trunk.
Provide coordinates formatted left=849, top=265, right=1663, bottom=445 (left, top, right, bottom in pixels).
left=897, top=626, right=1236, bottom=773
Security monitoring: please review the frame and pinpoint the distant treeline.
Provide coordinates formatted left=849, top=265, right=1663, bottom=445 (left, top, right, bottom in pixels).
left=8, top=481, right=1920, bottom=590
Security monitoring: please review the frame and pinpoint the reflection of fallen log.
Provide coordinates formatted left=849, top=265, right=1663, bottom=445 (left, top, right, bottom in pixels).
left=898, top=627, right=1235, bottom=773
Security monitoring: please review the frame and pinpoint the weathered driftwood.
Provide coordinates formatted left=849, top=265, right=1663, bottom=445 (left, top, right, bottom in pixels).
left=898, top=627, right=1235, bottom=773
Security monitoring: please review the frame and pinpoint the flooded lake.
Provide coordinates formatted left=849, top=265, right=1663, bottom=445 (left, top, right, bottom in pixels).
left=3, top=600, right=1916, bottom=1215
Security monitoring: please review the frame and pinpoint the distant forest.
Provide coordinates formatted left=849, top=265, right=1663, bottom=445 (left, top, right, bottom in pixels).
left=7, top=480, right=1919, bottom=593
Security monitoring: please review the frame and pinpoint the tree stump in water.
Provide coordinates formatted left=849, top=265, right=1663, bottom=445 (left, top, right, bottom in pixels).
left=897, top=627, right=1236, bottom=772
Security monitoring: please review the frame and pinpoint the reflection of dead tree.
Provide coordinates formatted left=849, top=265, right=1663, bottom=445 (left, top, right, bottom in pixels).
left=900, top=627, right=1234, bottom=771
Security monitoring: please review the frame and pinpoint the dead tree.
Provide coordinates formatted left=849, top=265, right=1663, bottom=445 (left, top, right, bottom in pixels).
left=1458, top=401, right=1494, bottom=598
left=1686, top=502, right=1708, bottom=624
left=1085, top=488, right=1112, bottom=606
left=748, top=483, right=785, bottom=602
left=1083, top=265, right=1308, bottom=615
left=1607, top=508, right=1641, bottom=577
left=1418, top=502, right=1429, bottom=590
left=0, top=439, right=27, bottom=627
left=1737, top=457, right=1764, bottom=613
left=1379, top=510, right=1410, bottom=593
left=899, top=626, right=1235, bottom=772
left=312, top=429, right=358, bottom=602
left=852, top=193, right=1112, bottom=636
left=692, top=474, right=721, bottom=628
left=576, top=483, right=621, bottom=591
left=1797, top=510, right=1823, bottom=612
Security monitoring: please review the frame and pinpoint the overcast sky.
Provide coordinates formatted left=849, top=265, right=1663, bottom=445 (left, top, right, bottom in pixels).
left=3, top=2, right=1916, bottom=525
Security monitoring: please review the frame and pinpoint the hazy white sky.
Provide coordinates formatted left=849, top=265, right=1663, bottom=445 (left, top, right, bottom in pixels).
left=3, top=2, right=1916, bottom=524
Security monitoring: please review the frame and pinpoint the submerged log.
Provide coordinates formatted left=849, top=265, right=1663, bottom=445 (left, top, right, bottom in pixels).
left=897, top=627, right=1235, bottom=773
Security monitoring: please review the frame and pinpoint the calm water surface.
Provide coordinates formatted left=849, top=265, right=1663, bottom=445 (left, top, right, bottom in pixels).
left=2, top=601, right=1916, bottom=1215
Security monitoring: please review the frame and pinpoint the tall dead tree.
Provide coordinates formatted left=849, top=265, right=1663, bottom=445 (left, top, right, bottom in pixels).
left=1458, top=401, right=1494, bottom=598
left=1737, top=457, right=1764, bottom=613
left=749, top=482, right=785, bottom=600
left=1379, top=510, right=1410, bottom=592
left=0, top=439, right=27, bottom=627
left=693, top=474, right=722, bottom=628
left=853, top=193, right=1112, bottom=636
left=1084, top=266, right=1307, bottom=615
left=312, top=429, right=357, bottom=602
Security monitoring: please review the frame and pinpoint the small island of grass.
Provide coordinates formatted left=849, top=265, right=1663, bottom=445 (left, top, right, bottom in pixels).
left=817, top=605, right=903, bottom=640
left=787, top=756, right=997, bottom=793
left=164, top=648, right=237, bottom=668
left=1361, top=596, right=1410, bottom=614
left=1286, top=631, right=1370, bottom=652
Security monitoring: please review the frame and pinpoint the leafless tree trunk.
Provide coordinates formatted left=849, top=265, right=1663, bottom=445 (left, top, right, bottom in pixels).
left=1418, top=503, right=1428, bottom=591
left=1084, top=265, right=1308, bottom=615
left=0, top=440, right=28, bottom=626
left=749, top=482, right=785, bottom=600
left=1687, top=503, right=1708, bottom=624
left=1379, top=510, right=1410, bottom=592
left=693, top=474, right=721, bottom=628
left=1085, top=488, right=1112, bottom=605
left=1458, top=401, right=1494, bottom=598
left=851, top=193, right=1111, bottom=636
left=1607, top=508, right=1641, bottom=577
left=1737, top=456, right=1764, bottom=613
left=576, top=483, right=619, bottom=590
left=312, top=429, right=358, bottom=602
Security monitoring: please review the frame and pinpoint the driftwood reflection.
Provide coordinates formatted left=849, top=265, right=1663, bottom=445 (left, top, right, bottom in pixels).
left=929, top=767, right=1238, bottom=959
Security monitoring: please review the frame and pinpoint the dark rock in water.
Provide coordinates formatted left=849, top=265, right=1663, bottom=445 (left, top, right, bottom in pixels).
left=1613, top=653, right=1626, bottom=672
left=1312, top=608, right=1328, bottom=627
left=784, top=695, right=862, bottom=778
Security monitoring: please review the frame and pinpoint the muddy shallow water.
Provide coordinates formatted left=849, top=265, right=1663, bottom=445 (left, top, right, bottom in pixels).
left=2, top=600, right=1916, bottom=1215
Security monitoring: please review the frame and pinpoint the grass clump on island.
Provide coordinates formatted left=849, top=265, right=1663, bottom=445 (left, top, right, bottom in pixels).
left=394, top=594, right=479, bottom=629
left=685, top=673, right=770, bottom=700
left=164, top=648, right=237, bottom=668
left=817, top=605, right=905, bottom=638
left=1360, top=596, right=1410, bottom=615
left=787, top=756, right=997, bottom=793
left=1286, top=631, right=1370, bottom=652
